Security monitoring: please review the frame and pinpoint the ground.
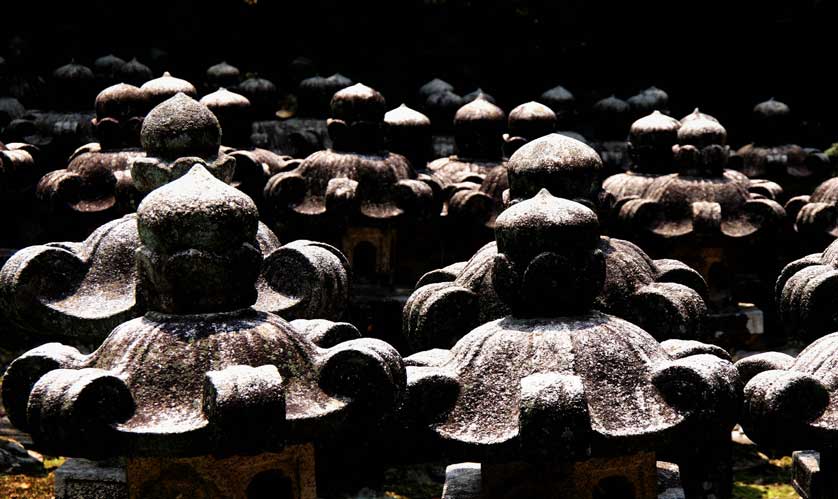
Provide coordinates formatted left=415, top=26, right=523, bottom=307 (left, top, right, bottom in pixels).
left=0, top=445, right=799, bottom=499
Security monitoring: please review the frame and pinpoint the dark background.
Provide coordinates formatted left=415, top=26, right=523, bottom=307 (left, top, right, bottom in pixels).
left=3, top=0, right=836, bottom=145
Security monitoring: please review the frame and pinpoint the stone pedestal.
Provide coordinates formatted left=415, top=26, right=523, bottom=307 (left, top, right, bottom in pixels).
left=127, top=444, right=316, bottom=499
left=54, top=444, right=316, bottom=499
left=792, top=450, right=838, bottom=499
left=55, top=458, right=128, bottom=499
left=443, top=452, right=661, bottom=499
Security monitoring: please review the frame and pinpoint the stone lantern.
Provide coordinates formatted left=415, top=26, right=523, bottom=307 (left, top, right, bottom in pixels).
left=423, top=87, right=465, bottom=158
left=4, top=61, right=96, bottom=168
left=502, top=101, right=557, bottom=158
left=627, top=86, right=670, bottom=121
left=736, top=335, right=838, bottom=498
left=429, top=94, right=505, bottom=185
left=36, top=83, right=150, bottom=240
left=204, top=61, right=241, bottom=92
left=600, top=110, right=681, bottom=224
left=263, top=83, right=437, bottom=342
left=736, top=99, right=831, bottom=200
left=118, top=58, right=153, bottom=87
left=385, top=103, right=434, bottom=170
left=589, top=95, right=632, bottom=175
left=402, top=190, right=740, bottom=499
left=539, top=83, right=576, bottom=129
left=614, top=111, right=786, bottom=342
left=405, top=132, right=708, bottom=352
left=776, top=239, right=838, bottom=342
left=2, top=164, right=405, bottom=499
left=0, top=95, right=352, bottom=347
left=425, top=95, right=507, bottom=262
left=130, top=92, right=234, bottom=193
left=0, top=140, right=40, bottom=258
left=251, top=73, right=353, bottom=159
left=200, top=87, right=299, bottom=204
left=92, top=54, right=126, bottom=88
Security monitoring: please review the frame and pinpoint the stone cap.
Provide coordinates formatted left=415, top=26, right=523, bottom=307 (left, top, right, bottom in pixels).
left=93, top=54, right=126, bottom=75
left=463, top=89, right=496, bottom=104
left=496, top=188, right=600, bottom=261
left=140, top=93, right=221, bottom=159
left=454, top=94, right=505, bottom=125
left=330, top=83, right=386, bottom=123
left=628, top=86, right=669, bottom=114
left=138, top=164, right=259, bottom=254
left=507, top=101, right=557, bottom=137
left=205, top=61, right=240, bottom=86
left=493, top=189, right=604, bottom=317
left=680, top=108, right=719, bottom=124
left=140, top=71, right=198, bottom=103
left=95, top=83, right=149, bottom=121
left=385, top=104, right=431, bottom=127
left=200, top=87, right=251, bottom=113
left=119, top=58, right=154, bottom=86
left=418, top=78, right=454, bottom=101
left=507, top=133, right=603, bottom=202
left=754, top=98, right=790, bottom=119
left=53, top=60, right=94, bottom=82
left=677, top=111, right=727, bottom=147
left=593, top=94, right=630, bottom=115
left=540, top=84, right=575, bottom=104
left=297, top=73, right=354, bottom=117
left=630, top=110, right=681, bottom=146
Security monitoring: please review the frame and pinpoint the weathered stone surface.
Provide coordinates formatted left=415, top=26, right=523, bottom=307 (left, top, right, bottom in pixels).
left=298, top=73, right=354, bottom=119
left=439, top=460, right=686, bottom=499
left=405, top=217, right=708, bottom=351
left=0, top=167, right=352, bottom=343
left=131, top=93, right=235, bottom=192
left=539, top=84, right=576, bottom=128
left=590, top=95, right=632, bottom=174
left=51, top=61, right=95, bottom=111
left=36, top=84, right=149, bottom=240
left=628, top=86, right=670, bottom=120
left=118, top=58, right=153, bottom=87
left=204, top=61, right=240, bottom=91
left=4, top=109, right=95, bottom=170
left=263, top=83, right=436, bottom=285
left=418, top=78, right=454, bottom=102
left=237, top=76, right=278, bottom=119
left=601, top=110, right=681, bottom=218
left=127, top=445, right=316, bottom=499
left=737, top=332, right=838, bottom=453
left=93, top=54, right=126, bottom=88
left=0, top=141, right=40, bottom=249
left=55, top=458, right=127, bottom=499
left=139, top=71, right=197, bottom=107
left=2, top=164, right=404, bottom=460
left=385, top=104, right=433, bottom=170
left=735, top=99, right=831, bottom=200
left=202, top=87, right=300, bottom=202
left=612, top=111, right=786, bottom=322
left=502, top=101, right=556, bottom=157
left=402, top=191, right=739, bottom=497
left=776, top=241, right=838, bottom=341
left=785, top=176, right=838, bottom=251
left=250, top=74, right=352, bottom=159
left=506, top=133, right=603, bottom=205
left=0, top=437, right=45, bottom=475
left=424, top=90, right=465, bottom=135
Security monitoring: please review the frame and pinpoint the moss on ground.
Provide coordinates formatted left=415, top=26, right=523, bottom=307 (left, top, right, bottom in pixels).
left=733, top=444, right=797, bottom=499
left=0, top=457, right=62, bottom=499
